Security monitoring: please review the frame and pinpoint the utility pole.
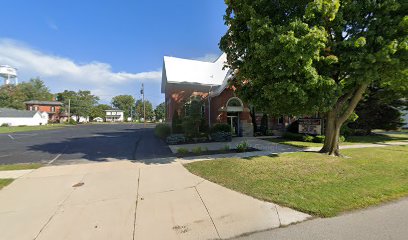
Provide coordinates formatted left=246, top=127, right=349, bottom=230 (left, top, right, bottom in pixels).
left=130, top=106, right=133, bottom=122
left=68, top=99, right=71, bottom=121
left=141, top=84, right=146, bottom=128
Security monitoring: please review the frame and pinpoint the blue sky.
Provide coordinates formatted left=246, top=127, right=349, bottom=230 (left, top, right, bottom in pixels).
left=0, top=0, right=227, bottom=106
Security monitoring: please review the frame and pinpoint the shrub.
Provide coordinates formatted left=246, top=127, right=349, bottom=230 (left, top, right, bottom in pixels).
left=166, top=134, right=186, bottom=145
left=199, top=118, right=209, bottom=134
left=303, top=135, right=314, bottom=142
left=286, top=120, right=299, bottom=133
left=182, top=116, right=201, bottom=138
left=339, top=135, right=346, bottom=142
left=172, top=110, right=183, bottom=134
left=1, top=123, right=9, bottom=127
left=211, top=123, right=231, bottom=133
left=177, top=148, right=189, bottom=155
left=236, top=141, right=250, bottom=152
left=154, top=124, right=171, bottom=139
left=192, top=147, right=202, bottom=154
left=211, top=132, right=232, bottom=142
left=221, top=145, right=230, bottom=152
left=282, top=132, right=304, bottom=141
left=313, top=135, right=326, bottom=143
left=66, top=119, right=77, bottom=125
left=266, top=129, right=274, bottom=136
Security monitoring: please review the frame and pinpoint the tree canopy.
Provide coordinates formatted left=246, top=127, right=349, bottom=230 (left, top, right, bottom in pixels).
left=154, top=102, right=166, bottom=121
left=90, top=104, right=111, bottom=120
left=220, top=0, right=407, bottom=156
left=111, top=95, right=136, bottom=120
left=57, top=90, right=99, bottom=121
left=135, top=99, right=154, bottom=121
left=0, top=78, right=53, bottom=109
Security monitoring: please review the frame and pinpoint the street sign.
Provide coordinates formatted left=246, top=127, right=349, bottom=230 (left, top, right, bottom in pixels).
left=298, top=118, right=322, bottom=135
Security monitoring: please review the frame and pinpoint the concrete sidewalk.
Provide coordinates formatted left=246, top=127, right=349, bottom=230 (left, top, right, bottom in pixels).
left=305, top=141, right=408, bottom=152
left=0, top=161, right=310, bottom=240
left=0, top=169, right=34, bottom=179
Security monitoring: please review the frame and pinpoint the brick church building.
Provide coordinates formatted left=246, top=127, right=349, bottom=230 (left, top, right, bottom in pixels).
left=161, top=54, right=291, bottom=137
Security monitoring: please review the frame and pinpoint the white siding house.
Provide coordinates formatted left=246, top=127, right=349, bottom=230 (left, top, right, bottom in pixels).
left=105, top=109, right=124, bottom=122
left=0, top=108, right=48, bottom=126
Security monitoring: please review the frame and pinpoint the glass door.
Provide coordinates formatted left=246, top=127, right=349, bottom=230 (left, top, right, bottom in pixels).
left=227, top=112, right=240, bottom=136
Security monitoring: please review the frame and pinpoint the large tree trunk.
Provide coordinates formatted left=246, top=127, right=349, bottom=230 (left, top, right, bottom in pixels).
left=320, top=110, right=342, bottom=156
left=320, top=83, right=369, bottom=157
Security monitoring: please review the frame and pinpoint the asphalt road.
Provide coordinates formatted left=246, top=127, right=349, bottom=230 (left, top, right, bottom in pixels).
left=0, top=124, right=173, bottom=165
left=235, top=197, right=408, bottom=240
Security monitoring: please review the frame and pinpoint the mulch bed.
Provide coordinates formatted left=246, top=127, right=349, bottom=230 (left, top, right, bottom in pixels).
left=175, top=147, right=260, bottom=158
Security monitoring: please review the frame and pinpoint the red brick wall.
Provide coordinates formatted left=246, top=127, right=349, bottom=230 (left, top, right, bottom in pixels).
left=165, top=87, right=253, bottom=125
left=26, top=104, right=61, bottom=120
left=165, top=90, right=208, bottom=122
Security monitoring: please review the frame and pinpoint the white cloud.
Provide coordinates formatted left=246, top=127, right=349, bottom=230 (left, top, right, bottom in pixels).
left=0, top=39, right=162, bottom=101
left=193, top=53, right=222, bottom=62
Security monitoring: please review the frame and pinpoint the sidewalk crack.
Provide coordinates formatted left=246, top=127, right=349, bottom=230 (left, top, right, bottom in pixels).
left=132, top=168, right=141, bottom=240
left=274, top=205, right=282, bottom=227
left=194, top=186, right=221, bottom=239
left=33, top=173, right=87, bottom=239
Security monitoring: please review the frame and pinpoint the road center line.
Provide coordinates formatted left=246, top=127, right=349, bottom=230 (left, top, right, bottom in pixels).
left=8, top=134, right=15, bottom=140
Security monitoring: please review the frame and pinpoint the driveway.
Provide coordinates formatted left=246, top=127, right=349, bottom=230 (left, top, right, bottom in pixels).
left=0, top=124, right=173, bottom=165
left=0, top=161, right=310, bottom=240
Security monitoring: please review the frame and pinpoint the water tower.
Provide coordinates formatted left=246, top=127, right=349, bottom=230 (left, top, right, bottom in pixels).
left=0, top=65, right=18, bottom=85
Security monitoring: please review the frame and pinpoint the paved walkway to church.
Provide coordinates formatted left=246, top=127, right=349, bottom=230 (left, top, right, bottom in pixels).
left=0, top=161, right=311, bottom=240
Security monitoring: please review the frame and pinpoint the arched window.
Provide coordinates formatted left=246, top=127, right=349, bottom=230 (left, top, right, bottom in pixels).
left=226, top=97, right=244, bottom=112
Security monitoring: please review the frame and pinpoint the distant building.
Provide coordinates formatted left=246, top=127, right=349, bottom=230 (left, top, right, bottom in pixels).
left=70, top=115, right=90, bottom=123
left=94, top=117, right=103, bottom=123
left=25, top=100, right=63, bottom=122
left=0, top=108, right=48, bottom=126
left=105, top=109, right=124, bottom=122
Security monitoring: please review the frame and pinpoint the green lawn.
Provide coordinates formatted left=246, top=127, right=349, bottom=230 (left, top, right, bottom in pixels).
left=265, top=132, right=408, bottom=149
left=0, top=125, right=66, bottom=134
left=0, top=179, right=13, bottom=190
left=0, top=164, right=42, bottom=190
left=185, top=146, right=408, bottom=217
left=0, top=163, right=43, bottom=171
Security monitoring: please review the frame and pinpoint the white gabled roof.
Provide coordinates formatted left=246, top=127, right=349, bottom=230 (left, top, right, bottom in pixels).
left=161, top=53, right=230, bottom=93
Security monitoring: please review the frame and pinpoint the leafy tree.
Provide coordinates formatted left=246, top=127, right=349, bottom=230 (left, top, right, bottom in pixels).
left=111, top=95, right=136, bottom=120
left=220, top=0, right=407, bottom=156
left=19, top=78, right=53, bottom=102
left=57, top=90, right=99, bottom=122
left=154, top=102, right=166, bottom=121
left=0, top=85, right=26, bottom=109
left=135, top=99, right=154, bottom=121
left=348, top=86, right=407, bottom=133
left=0, top=78, right=53, bottom=110
left=182, top=100, right=203, bottom=138
left=90, top=104, right=111, bottom=120
left=172, top=110, right=183, bottom=133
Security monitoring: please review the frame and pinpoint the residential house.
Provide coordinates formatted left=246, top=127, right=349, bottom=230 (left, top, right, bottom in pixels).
left=0, top=108, right=48, bottom=126
left=105, top=109, right=124, bottom=122
left=25, top=100, right=63, bottom=122
left=161, top=54, right=291, bottom=137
